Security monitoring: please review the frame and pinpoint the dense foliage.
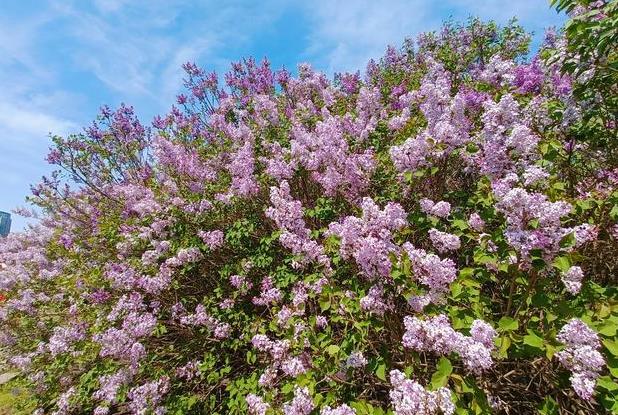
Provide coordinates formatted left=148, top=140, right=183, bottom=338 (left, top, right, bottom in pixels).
left=1, top=2, right=618, bottom=414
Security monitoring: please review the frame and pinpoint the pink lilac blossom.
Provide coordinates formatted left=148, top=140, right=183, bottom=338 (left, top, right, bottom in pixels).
left=321, top=404, right=356, bottom=415
left=260, top=141, right=296, bottom=180
left=556, top=319, right=605, bottom=400
left=346, top=351, right=368, bottom=368
left=569, top=224, right=598, bottom=247
left=522, top=165, right=549, bottom=186
left=175, top=360, right=200, bottom=380
left=467, top=213, right=485, bottom=231
left=419, top=199, right=451, bottom=218
left=389, top=59, right=472, bottom=175
left=477, top=55, right=515, bottom=87
left=402, top=314, right=495, bottom=373
left=513, top=58, right=544, bottom=95
left=402, top=242, right=457, bottom=310
left=281, top=356, right=309, bottom=377
left=290, top=114, right=376, bottom=201
left=127, top=377, right=170, bottom=415
left=252, top=276, right=283, bottom=306
left=197, top=230, right=224, bottom=249
left=495, top=187, right=572, bottom=260
left=219, top=298, right=235, bottom=309
left=51, top=386, right=76, bottom=415
left=229, top=274, right=252, bottom=290
left=227, top=140, right=260, bottom=197
left=179, top=304, right=230, bottom=339
left=47, top=324, right=86, bottom=356
left=389, top=370, right=455, bottom=415
left=428, top=229, right=461, bottom=253
left=93, top=406, right=109, bottom=415
left=258, top=366, right=278, bottom=387
left=153, top=136, right=216, bottom=191
left=328, top=198, right=407, bottom=279
left=266, top=181, right=331, bottom=271
left=246, top=394, right=270, bottom=415
left=283, top=387, right=315, bottom=415
left=93, top=370, right=132, bottom=403
left=562, top=266, right=584, bottom=295
left=360, top=284, right=394, bottom=315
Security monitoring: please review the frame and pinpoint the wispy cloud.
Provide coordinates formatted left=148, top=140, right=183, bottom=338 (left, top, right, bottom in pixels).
left=302, top=0, right=437, bottom=73
left=302, top=0, right=564, bottom=73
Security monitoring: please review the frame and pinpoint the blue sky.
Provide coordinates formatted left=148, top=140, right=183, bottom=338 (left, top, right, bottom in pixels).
left=0, top=0, right=565, bottom=231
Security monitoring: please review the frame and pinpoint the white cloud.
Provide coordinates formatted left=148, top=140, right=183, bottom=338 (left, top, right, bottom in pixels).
left=93, top=0, right=131, bottom=13
left=302, top=0, right=564, bottom=73
left=302, top=0, right=435, bottom=73
left=0, top=102, right=77, bottom=140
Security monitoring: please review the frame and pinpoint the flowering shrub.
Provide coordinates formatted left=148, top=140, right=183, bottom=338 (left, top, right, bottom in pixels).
left=2, top=5, right=618, bottom=415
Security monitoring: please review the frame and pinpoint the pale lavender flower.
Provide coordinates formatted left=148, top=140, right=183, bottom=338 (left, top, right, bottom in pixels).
left=283, top=387, right=315, bottom=415
left=467, top=213, right=485, bottom=231
left=428, top=229, right=461, bottom=253
left=346, top=351, right=368, bottom=369
left=562, top=266, right=584, bottom=295
left=321, top=403, right=356, bottom=415
left=556, top=319, right=604, bottom=400
left=246, top=394, right=270, bottom=415
left=389, top=370, right=454, bottom=415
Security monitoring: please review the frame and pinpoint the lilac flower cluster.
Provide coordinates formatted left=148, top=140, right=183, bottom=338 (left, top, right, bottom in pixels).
left=178, top=304, right=230, bottom=339
left=246, top=394, right=270, bottom=415
left=328, top=198, right=407, bottom=279
left=251, top=333, right=310, bottom=383
left=321, top=404, right=356, bottom=415
left=402, top=315, right=496, bottom=373
left=419, top=199, right=451, bottom=218
left=562, top=266, right=584, bottom=295
left=127, top=377, right=170, bottom=415
left=252, top=276, right=283, bottom=306
left=197, top=230, right=224, bottom=250
left=402, top=242, right=457, bottom=311
left=359, top=284, right=394, bottom=315
left=283, top=387, right=315, bottom=415
left=390, top=58, right=473, bottom=173
left=345, top=351, right=368, bottom=369
left=428, top=229, right=461, bottom=253
left=556, top=319, right=605, bottom=400
left=290, top=115, right=376, bottom=201
left=266, top=181, right=331, bottom=271
left=47, top=324, right=86, bottom=356
left=389, top=370, right=455, bottom=415
left=495, top=187, right=573, bottom=261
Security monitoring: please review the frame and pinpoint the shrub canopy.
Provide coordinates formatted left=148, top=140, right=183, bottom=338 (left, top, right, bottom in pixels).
left=1, top=2, right=618, bottom=414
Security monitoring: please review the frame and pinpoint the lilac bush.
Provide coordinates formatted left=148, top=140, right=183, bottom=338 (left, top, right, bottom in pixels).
left=1, top=5, right=618, bottom=415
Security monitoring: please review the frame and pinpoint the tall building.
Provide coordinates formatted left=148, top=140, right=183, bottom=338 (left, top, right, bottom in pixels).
left=0, top=211, right=11, bottom=237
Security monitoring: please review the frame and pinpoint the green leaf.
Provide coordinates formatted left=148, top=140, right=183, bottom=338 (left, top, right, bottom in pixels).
left=430, top=357, right=452, bottom=388
left=597, top=321, right=618, bottom=337
left=597, top=376, right=618, bottom=392
left=552, top=256, right=571, bottom=273
left=375, top=363, right=387, bottom=381
left=538, top=396, right=559, bottom=415
left=498, top=317, right=519, bottom=332
left=326, top=345, right=340, bottom=356
left=523, top=331, right=545, bottom=350
left=498, top=336, right=511, bottom=358
left=603, top=339, right=618, bottom=357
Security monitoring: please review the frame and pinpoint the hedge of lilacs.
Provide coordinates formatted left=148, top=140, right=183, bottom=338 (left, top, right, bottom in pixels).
left=2, top=5, right=618, bottom=415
